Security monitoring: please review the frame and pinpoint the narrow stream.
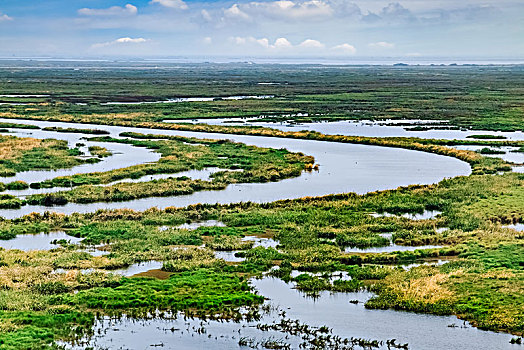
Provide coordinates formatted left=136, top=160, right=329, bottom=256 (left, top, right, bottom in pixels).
left=101, top=95, right=275, bottom=105
left=0, top=127, right=160, bottom=183
left=164, top=118, right=524, bottom=141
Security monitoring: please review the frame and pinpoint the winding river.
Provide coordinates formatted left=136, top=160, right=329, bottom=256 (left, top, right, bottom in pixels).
left=0, top=117, right=470, bottom=219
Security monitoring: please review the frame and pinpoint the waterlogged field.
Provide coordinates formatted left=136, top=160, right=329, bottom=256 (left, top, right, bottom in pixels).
left=0, top=62, right=523, bottom=131
left=0, top=62, right=522, bottom=350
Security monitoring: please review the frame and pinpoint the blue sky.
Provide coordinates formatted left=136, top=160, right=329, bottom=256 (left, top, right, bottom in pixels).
left=0, top=0, right=522, bottom=59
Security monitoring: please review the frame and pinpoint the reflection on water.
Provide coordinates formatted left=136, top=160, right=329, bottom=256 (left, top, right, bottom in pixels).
left=370, top=210, right=442, bottom=220
left=345, top=243, right=442, bottom=254
left=214, top=250, right=244, bottom=262
left=289, top=270, right=352, bottom=282
left=401, top=259, right=451, bottom=270
left=504, top=223, right=524, bottom=232
left=110, top=261, right=164, bottom=277
left=0, top=231, right=81, bottom=251
left=149, top=220, right=226, bottom=233
left=62, top=276, right=515, bottom=350
left=242, top=236, right=279, bottom=248
left=0, top=94, right=49, bottom=98
left=168, top=220, right=227, bottom=231
left=213, top=236, right=278, bottom=262
left=345, top=225, right=443, bottom=253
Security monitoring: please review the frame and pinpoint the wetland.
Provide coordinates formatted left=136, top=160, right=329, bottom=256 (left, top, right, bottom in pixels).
left=0, top=62, right=522, bottom=349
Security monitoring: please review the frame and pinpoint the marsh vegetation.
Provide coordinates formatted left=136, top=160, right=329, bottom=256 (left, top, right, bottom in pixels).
left=0, top=63, right=522, bottom=349
left=0, top=135, right=97, bottom=178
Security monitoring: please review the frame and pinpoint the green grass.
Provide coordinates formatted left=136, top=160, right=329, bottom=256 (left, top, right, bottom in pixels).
left=366, top=243, right=524, bottom=334
left=0, top=122, right=39, bottom=130
left=0, top=311, right=94, bottom=350
left=55, top=269, right=263, bottom=312
left=87, top=145, right=111, bottom=158
left=0, top=135, right=97, bottom=178
left=466, top=134, right=507, bottom=140
left=0, top=269, right=262, bottom=349
left=0, top=163, right=521, bottom=342
left=1, top=65, right=523, bottom=131
left=42, top=126, right=109, bottom=135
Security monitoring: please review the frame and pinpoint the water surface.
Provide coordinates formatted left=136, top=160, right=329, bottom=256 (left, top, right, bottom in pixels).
left=165, top=118, right=524, bottom=141
left=0, top=126, right=160, bottom=183
left=0, top=231, right=81, bottom=251
left=63, top=276, right=516, bottom=350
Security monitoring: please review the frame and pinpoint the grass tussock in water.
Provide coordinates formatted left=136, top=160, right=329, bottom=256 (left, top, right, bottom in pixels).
left=0, top=135, right=94, bottom=178
left=0, top=122, right=39, bottom=130
left=87, top=146, right=111, bottom=158
left=42, top=126, right=110, bottom=135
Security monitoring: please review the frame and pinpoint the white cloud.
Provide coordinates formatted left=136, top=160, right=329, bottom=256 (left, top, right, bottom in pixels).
left=201, top=9, right=212, bottom=22
left=379, top=2, right=416, bottom=22
left=230, top=36, right=328, bottom=51
left=115, top=37, right=147, bottom=44
left=256, top=38, right=270, bottom=48
left=78, top=4, right=138, bottom=16
left=332, top=43, right=357, bottom=55
left=224, top=0, right=336, bottom=21
left=298, top=39, right=325, bottom=49
left=255, top=0, right=333, bottom=19
left=0, top=13, right=12, bottom=22
left=368, top=41, right=395, bottom=49
left=328, top=0, right=361, bottom=17
left=224, top=4, right=251, bottom=21
left=150, top=0, right=188, bottom=10
left=273, top=37, right=293, bottom=49
left=91, top=37, right=148, bottom=49
left=229, top=36, right=288, bottom=49
left=203, top=37, right=212, bottom=45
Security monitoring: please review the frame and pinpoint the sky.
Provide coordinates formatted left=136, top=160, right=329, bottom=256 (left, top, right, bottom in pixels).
left=0, top=0, right=523, bottom=60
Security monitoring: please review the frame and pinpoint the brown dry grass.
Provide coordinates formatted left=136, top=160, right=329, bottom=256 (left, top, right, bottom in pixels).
left=0, top=136, right=42, bottom=160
